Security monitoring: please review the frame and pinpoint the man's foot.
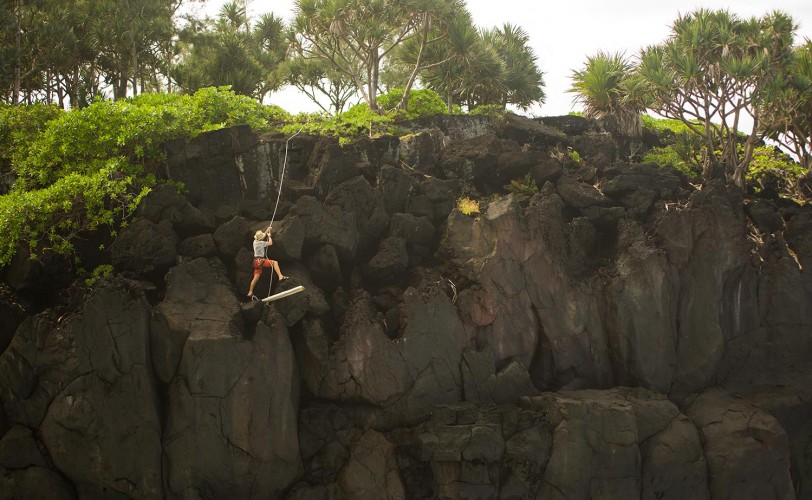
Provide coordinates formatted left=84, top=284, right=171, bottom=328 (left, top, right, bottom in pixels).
left=279, top=276, right=289, bottom=281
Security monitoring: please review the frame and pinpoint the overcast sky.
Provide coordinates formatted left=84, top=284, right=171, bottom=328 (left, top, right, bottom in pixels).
left=193, top=0, right=812, bottom=117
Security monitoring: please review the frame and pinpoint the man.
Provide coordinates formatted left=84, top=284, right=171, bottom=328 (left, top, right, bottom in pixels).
left=247, top=223, right=288, bottom=298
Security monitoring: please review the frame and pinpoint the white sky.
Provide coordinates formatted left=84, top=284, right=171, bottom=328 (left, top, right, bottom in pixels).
left=192, top=0, right=812, bottom=117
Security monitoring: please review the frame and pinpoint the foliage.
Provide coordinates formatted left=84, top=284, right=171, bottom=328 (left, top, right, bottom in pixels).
left=410, top=16, right=545, bottom=112
left=569, top=51, right=644, bottom=136
left=85, top=264, right=114, bottom=286
left=456, top=197, right=480, bottom=216
left=1, top=0, right=184, bottom=105
left=0, top=161, right=150, bottom=266
left=0, top=103, right=63, bottom=167
left=280, top=105, right=394, bottom=143
left=746, top=145, right=806, bottom=196
left=173, top=1, right=288, bottom=100
left=472, top=23, right=545, bottom=110
left=642, top=115, right=705, bottom=177
left=377, top=88, right=447, bottom=120
left=0, top=86, right=282, bottom=266
left=292, top=0, right=464, bottom=111
left=13, top=87, right=280, bottom=189
left=636, top=9, right=797, bottom=186
left=505, top=173, right=538, bottom=196
left=759, top=40, right=812, bottom=171
left=469, top=104, right=508, bottom=122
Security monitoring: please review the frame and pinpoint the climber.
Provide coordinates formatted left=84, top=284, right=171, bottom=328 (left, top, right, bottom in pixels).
left=247, top=223, right=288, bottom=298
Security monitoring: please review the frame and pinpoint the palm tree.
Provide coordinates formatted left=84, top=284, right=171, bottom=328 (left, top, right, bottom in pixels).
left=569, top=51, right=643, bottom=137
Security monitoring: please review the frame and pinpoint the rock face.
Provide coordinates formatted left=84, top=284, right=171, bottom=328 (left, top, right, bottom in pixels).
left=1, top=115, right=811, bottom=499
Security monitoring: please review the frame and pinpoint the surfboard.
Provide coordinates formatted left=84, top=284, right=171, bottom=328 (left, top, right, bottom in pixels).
left=262, top=285, right=305, bottom=303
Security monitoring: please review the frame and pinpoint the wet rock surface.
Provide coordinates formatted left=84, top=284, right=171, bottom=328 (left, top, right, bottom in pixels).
left=1, top=115, right=811, bottom=499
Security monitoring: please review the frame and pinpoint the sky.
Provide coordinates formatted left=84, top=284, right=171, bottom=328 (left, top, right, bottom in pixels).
left=191, top=0, right=812, bottom=118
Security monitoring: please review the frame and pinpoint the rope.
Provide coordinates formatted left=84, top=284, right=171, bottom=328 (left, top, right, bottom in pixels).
left=265, top=124, right=306, bottom=300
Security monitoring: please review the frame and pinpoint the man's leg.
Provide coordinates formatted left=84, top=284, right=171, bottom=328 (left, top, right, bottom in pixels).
left=247, top=271, right=261, bottom=296
left=272, top=260, right=285, bottom=280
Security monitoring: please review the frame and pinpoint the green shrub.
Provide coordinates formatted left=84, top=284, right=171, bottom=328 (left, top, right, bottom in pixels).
left=378, top=88, right=448, bottom=120
left=746, top=146, right=806, bottom=197
left=642, top=115, right=704, bottom=178
left=85, top=264, right=114, bottom=287
left=505, top=173, right=539, bottom=196
left=0, top=87, right=280, bottom=266
left=14, top=87, right=281, bottom=190
left=0, top=103, right=64, bottom=168
left=281, top=105, right=394, bottom=143
left=0, top=161, right=150, bottom=265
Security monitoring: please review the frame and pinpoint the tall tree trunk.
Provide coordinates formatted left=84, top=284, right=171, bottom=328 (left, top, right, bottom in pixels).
left=12, top=0, right=21, bottom=104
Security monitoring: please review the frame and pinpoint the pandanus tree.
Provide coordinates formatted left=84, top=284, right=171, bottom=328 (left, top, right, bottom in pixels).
left=568, top=51, right=645, bottom=137
left=636, top=9, right=797, bottom=186
left=760, top=40, right=812, bottom=171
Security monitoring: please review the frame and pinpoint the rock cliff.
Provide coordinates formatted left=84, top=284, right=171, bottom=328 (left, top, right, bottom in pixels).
left=1, top=114, right=810, bottom=499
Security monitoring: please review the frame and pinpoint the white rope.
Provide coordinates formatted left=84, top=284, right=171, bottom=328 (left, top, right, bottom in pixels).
left=270, top=125, right=306, bottom=224
left=265, top=124, right=306, bottom=300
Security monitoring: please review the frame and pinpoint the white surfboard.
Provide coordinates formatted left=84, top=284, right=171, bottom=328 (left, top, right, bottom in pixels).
left=262, top=285, right=305, bottom=303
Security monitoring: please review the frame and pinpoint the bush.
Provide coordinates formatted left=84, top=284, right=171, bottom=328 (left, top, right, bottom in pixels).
left=0, top=161, right=150, bottom=265
left=642, top=115, right=704, bottom=178
left=281, top=105, right=394, bottom=144
left=746, top=146, right=806, bottom=198
left=378, top=88, right=448, bottom=120
left=14, top=87, right=281, bottom=190
left=0, top=87, right=281, bottom=266
left=456, top=197, right=480, bottom=216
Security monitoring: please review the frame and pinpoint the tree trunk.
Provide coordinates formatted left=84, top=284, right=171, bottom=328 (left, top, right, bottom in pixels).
left=12, top=0, right=21, bottom=105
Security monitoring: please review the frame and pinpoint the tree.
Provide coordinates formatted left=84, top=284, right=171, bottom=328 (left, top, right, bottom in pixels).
left=391, top=8, right=483, bottom=112
left=637, top=9, right=797, bottom=186
left=292, top=0, right=462, bottom=112
left=760, top=40, right=812, bottom=171
left=474, top=24, right=545, bottom=111
left=284, top=54, right=358, bottom=114
left=173, top=1, right=287, bottom=100
left=569, top=51, right=644, bottom=137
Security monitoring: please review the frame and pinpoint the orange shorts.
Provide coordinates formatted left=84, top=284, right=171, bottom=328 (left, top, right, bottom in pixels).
left=252, top=258, right=275, bottom=276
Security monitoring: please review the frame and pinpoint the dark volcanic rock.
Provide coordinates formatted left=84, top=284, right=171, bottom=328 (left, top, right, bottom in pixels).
left=687, top=388, right=793, bottom=500
left=111, top=217, right=178, bottom=276
left=2, top=280, right=161, bottom=498
left=162, top=302, right=300, bottom=499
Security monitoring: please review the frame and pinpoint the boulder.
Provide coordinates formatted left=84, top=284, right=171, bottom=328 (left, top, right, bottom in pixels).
left=0, top=467, right=76, bottom=500
left=365, top=237, right=409, bottom=285
left=0, top=425, right=47, bottom=469
left=292, top=196, right=359, bottom=263
left=294, top=285, right=464, bottom=425
left=338, top=430, right=405, bottom=500
left=212, top=215, right=250, bottom=261
left=163, top=307, right=301, bottom=499
left=164, top=125, right=260, bottom=206
left=111, top=218, right=178, bottom=276
left=26, top=282, right=163, bottom=499
left=377, top=165, right=415, bottom=215
left=686, top=388, right=793, bottom=500
left=399, top=130, right=443, bottom=175
left=601, top=162, right=682, bottom=200
left=556, top=174, right=611, bottom=208
left=655, top=183, right=749, bottom=397
left=307, top=142, right=361, bottom=197
left=137, top=183, right=214, bottom=237
left=177, top=233, right=217, bottom=258
left=151, top=258, right=242, bottom=383
left=325, top=176, right=389, bottom=255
